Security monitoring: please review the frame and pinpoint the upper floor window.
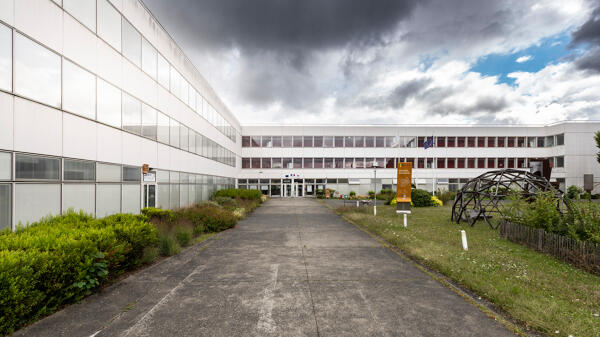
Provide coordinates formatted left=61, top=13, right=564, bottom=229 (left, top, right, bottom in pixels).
left=556, top=134, right=564, bottom=146
left=304, top=136, right=313, bottom=147
left=64, top=0, right=96, bottom=32
left=15, top=154, right=60, bottom=180
left=282, top=136, right=292, bottom=147
left=0, top=24, right=10, bottom=92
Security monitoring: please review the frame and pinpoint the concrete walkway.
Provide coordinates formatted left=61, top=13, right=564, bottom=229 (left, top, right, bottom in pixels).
left=16, top=198, right=514, bottom=337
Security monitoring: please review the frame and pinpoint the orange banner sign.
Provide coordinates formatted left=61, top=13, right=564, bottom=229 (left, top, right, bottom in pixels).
left=396, top=162, right=412, bottom=203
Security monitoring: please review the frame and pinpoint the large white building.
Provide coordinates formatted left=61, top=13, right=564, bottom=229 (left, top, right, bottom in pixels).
left=0, top=0, right=599, bottom=230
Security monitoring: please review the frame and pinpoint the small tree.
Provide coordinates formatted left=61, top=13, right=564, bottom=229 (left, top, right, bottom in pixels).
left=595, top=131, right=600, bottom=165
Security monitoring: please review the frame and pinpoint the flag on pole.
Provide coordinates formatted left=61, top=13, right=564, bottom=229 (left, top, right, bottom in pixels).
left=424, top=136, right=434, bottom=149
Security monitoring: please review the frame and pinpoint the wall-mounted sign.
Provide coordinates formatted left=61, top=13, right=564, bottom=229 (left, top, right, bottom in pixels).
left=143, top=171, right=156, bottom=182
left=142, top=164, right=150, bottom=174
left=396, top=162, right=412, bottom=212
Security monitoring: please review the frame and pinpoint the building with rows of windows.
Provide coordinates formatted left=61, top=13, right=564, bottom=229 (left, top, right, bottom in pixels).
left=1, top=0, right=600, bottom=230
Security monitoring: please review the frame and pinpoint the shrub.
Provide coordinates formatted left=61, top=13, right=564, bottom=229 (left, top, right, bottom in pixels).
left=213, top=188, right=261, bottom=201
left=316, top=189, right=325, bottom=199
left=175, top=205, right=237, bottom=233
left=368, top=191, right=375, bottom=199
left=174, top=227, right=192, bottom=247
left=213, top=196, right=239, bottom=209
left=159, top=236, right=180, bottom=256
left=436, top=190, right=456, bottom=205
left=431, top=196, right=443, bottom=207
left=411, top=189, right=434, bottom=207
left=141, top=207, right=174, bottom=223
left=567, top=185, right=583, bottom=200
left=349, top=191, right=356, bottom=198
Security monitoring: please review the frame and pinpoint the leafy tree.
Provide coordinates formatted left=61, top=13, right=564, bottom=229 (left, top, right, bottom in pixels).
left=595, top=131, right=600, bottom=164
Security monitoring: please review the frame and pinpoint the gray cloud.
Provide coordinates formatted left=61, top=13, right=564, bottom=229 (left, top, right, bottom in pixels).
left=572, top=6, right=600, bottom=72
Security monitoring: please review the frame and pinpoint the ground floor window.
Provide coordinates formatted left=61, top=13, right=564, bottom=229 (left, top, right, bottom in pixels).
left=0, top=184, right=10, bottom=230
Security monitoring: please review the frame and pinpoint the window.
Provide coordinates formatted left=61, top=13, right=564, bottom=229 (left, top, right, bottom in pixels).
left=141, top=104, right=157, bottom=140
left=314, top=158, right=323, bottom=169
left=169, top=119, right=180, bottom=148
left=345, top=136, right=354, bottom=147
left=365, top=136, right=374, bottom=147
left=15, top=154, right=60, bottom=180
left=324, top=158, right=334, bottom=168
left=497, top=158, right=505, bottom=168
left=64, top=159, right=95, bottom=181
left=272, top=158, right=282, bottom=168
left=355, top=136, right=365, bottom=147
left=282, top=158, right=292, bottom=169
left=392, top=136, right=404, bottom=148
left=262, top=158, right=271, bottom=169
left=15, top=184, right=61, bottom=225
left=507, top=137, right=515, bottom=147
left=0, top=23, right=12, bottom=92
left=354, top=158, right=364, bottom=168
left=376, top=158, right=385, bottom=167
left=487, top=158, right=496, bottom=168
left=537, top=137, right=545, bottom=148
left=335, top=136, right=344, bottom=147
left=189, top=130, right=196, bottom=154
left=418, top=158, right=425, bottom=169
left=435, top=158, right=445, bottom=169
left=426, top=158, right=433, bottom=168
left=180, top=125, right=189, bottom=151
left=122, top=19, right=141, bottom=67
left=293, top=136, right=303, bottom=147
left=467, top=137, right=475, bottom=147
left=123, top=166, right=140, bottom=182
left=62, top=60, right=96, bottom=119
left=418, top=137, right=424, bottom=147
left=97, top=0, right=121, bottom=50
left=242, top=158, right=250, bottom=168
left=546, top=136, right=554, bottom=147
left=365, top=158, right=374, bottom=168
left=556, top=156, right=564, bottom=168
left=376, top=137, right=385, bottom=147
left=323, top=136, right=333, bottom=148
left=122, top=184, right=140, bottom=214
left=0, top=152, right=10, bottom=180
left=262, top=136, right=272, bottom=147
left=517, top=137, right=525, bottom=147
left=335, top=158, right=344, bottom=168
left=507, top=158, right=515, bottom=168
left=436, top=137, right=445, bottom=147
left=0, top=184, right=11, bottom=230
left=272, top=136, right=282, bottom=147
left=96, top=163, right=121, bottom=182
left=467, top=158, right=475, bottom=168
left=122, top=93, right=142, bottom=134
left=345, top=158, right=354, bottom=168
left=556, top=134, right=564, bottom=146
left=195, top=133, right=203, bottom=155
left=251, top=136, right=261, bottom=147
left=64, top=0, right=96, bottom=31
left=477, top=158, right=485, bottom=168
left=457, top=137, right=465, bottom=147
left=528, top=137, right=536, bottom=147
left=156, top=111, right=169, bottom=144
left=447, top=137, right=456, bottom=147
left=247, top=158, right=258, bottom=169
left=386, top=158, right=395, bottom=168
left=14, top=33, right=61, bottom=108
left=457, top=158, right=465, bottom=168
left=97, top=79, right=121, bottom=127
left=313, top=136, right=323, bottom=147
left=157, top=53, right=170, bottom=88
left=96, top=184, right=121, bottom=217
left=242, top=136, right=250, bottom=147
left=487, top=137, right=496, bottom=147
left=141, top=38, right=157, bottom=79
left=63, top=184, right=95, bottom=217
left=294, top=158, right=302, bottom=168
left=303, top=158, right=313, bottom=168
left=282, top=136, right=292, bottom=147
left=447, top=158, right=455, bottom=168
left=517, top=158, right=526, bottom=168
left=385, top=136, right=395, bottom=148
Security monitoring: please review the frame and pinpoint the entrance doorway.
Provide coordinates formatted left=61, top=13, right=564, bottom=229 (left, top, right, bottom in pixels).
left=282, top=179, right=297, bottom=197
left=143, top=183, right=157, bottom=208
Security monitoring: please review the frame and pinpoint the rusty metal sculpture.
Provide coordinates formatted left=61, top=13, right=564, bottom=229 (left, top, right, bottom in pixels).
left=451, top=169, right=568, bottom=229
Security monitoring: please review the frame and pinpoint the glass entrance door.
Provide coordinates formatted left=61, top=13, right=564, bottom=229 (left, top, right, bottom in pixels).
left=143, top=184, right=157, bottom=208
left=284, top=184, right=292, bottom=197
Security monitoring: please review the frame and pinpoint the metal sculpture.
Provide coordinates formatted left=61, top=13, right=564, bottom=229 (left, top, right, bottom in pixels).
left=451, top=169, right=568, bottom=229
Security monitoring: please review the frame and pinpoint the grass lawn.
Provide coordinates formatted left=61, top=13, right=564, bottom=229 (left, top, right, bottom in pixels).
left=335, top=204, right=600, bottom=337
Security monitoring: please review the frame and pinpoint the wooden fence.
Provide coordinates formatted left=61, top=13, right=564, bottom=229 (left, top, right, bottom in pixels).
left=499, top=220, right=600, bottom=275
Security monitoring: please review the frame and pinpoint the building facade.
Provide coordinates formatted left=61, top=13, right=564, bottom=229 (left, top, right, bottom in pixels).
left=0, top=0, right=241, bottom=230
left=239, top=122, right=600, bottom=198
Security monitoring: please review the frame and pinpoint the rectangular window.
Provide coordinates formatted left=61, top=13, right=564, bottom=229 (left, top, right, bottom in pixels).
left=447, top=137, right=456, bottom=147
left=15, top=154, right=60, bottom=180
left=97, top=0, right=121, bottom=50
left=303, top=158, right=313, bottom=168
left=457, top=137, right=465, bottom=147
left=293, top=136, right=303, bottom=147
left=294, top=158, right=302, bottom=168
left=251, top=136, right=261, bottom=147
left=467, top=137, right=475, bottom=147
left=476, top=137, right=485, bottom=147
left=122, top=19, right=141, bottom=67
left=517, top=158, right=526, bottom=168
left=457, top=158, right=465, bottom=168
left=365, top=158, right=374, bottom=168
left=355, top=136, right=365, bottom=147
left=323, top=136, right=333, bottom=148
left=259, top=158, right=270, bottom=169
left=354, top=158, right=364, bottom=168
left=141, top=104, right=157, bottom=140
left=386, top=158, right=395, bottom=168
left=0, top=22, right=12, bottom=92
left=447, top=158, right=455, bottom=168
left=546, top=136, right=554, bottom=147
left=0, top=184, right=11, bottom=230
left=0, top=152, right=11, bottom=180
left=15, top=184, right=60, bottom=225
left=122, top=184, right=140, bottom=214
left=324, top=158, right=334, bottom=168
left=14, top=33, right=61, bottom=108
left=436, top=158, right=445, bottom=169
left=313, top=136, right=323, bottom=147
left=272, top=136, right=282, bottom=147
left=418, top=137, right=424, bottom=148
left=122, top=93, right=142, bottom=135
left=365, top=136, right=374, bottom=147
left=242, top=158, right=250, bottom=168
left=262, top=136, right=272, bottom=147
left=334, top=158, right=343, bottom=168
left=507, top=158, right=515, bottom=168
left=96, top=163, right=121, bottom=182
left=477, top=158, right=485, bottom=168
left=282, top=158, right=292, bottom=169
left=487, top=137, right=496, bottom=147
left=418, top=158, right=425, bottom=169
left=96, top=184, right=121, bottom=217
left=376, top=158, right=385, bottom=168
left=467, top=158, right=475, bottom=168
left=63, top=60, right=96, bottom=119
left=64, top=159, right=95, bottom=181
left=375, top=137, right=385, bottom=147
left=180, top=125, right=189, bottom=151
left=189, top=130, right=196, bottom=154
left=517, top=137, right=525, bottom=147
left=314, top=158, right=324, bottom=168
left=385, top=136, right=395, bottom=148
left=97, top=79, right=122, bottom=127
left=528, top=137, right=537, bottom=147
left=497, top=137, right=505, bottom=147
left=507, top=137, right=515, bottom=147
left=64, top=0, right=96, bottom=32
left=345, top=158, right=354, bottom=168
left=123, top=166, right=140, bottom=182
left=345, top=136, right=354, bottom=147
left=487, top=158, right=496, bottom=168
left=537, top=137, right=545, bottom=147
left=195, top=133, right=203, bottom=155
left=497, top=158, right=505, bottom=169
left=556, top=156, right=564, bottom=168
left=426, top=158, right=433, bottom=168
left=141, top=38, right=157, bottom=79
left=272, top=158, right=282, bottom=168
left=556, top=134, right=564, bottom=145
left=242, top=136, right=250, bottom=147
left=333, top=136, right=343, bottom=147
left=157, top=53, right=170, bottom=88
left=436, top=137, right=445, bottom=147
left=156, top=111, right=169, bottom=144
left=282, top=136, right=292, bottom=147
left=170, top=119, right=180, bottom=148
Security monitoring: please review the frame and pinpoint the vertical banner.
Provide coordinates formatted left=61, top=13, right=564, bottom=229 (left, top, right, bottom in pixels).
left=396, top=162, right=412, bottom=212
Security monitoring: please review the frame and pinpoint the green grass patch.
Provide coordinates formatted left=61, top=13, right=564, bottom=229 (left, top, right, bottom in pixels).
left=336, top=204, right=600, bottom=336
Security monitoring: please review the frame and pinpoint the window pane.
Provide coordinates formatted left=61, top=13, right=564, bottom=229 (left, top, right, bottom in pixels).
left=122, top=19, right=141, bottom=67
left=196, top=133, right=203, bottom=154
left=96, top=184, right=121, bottom=217
left=15, top=154, right=60, bottom=180
left=477, top=137, right=485, bottom=147
left=141, top=104, right=157, bottom=140
left=376, top=137, right=385, bottom=147
left=141, top=38, right=157, bottom=79
left=122, top=184, right=140, bottom=214
left=293, top=136, right=303, bottom=147
left=63, top=60, right=96, bottom=119
left=282, top=136, right=292, bottom=147
left=323, top=136, right=333, bottom=148
left=294, top=158, right=302, bottom=168
left=497, top=137, right=505, bottom=147
left=15, top=184, right=60, bottom=225
left=96, top=163, right=121, bottom=182
left=447, top=137, right=455, bottom=147
left=189, top=130, right=196, bottom=153
left=314, top=158, right=323, bottom=168
left=97, top=79, right=122, bottom=127
left=0, top=23, right=12, bottom=92
left=157, top=53, right=169, bottom=88
left=303, top=158, right=313, bottom=168
left=313, top=136, right=323, bottom=147
left=556, top=156, right=564, bottom=167
left=123, top=166, right=140, bottom=182
left=262, top=158, right=271, bottom=169
left=0, top=184, right=11, bottom=229
left=242, top=136, right=250, bottom=147
left=170, top=119, right=180, bottom=147
left=262, top=136, right=272, bottom=147
left=122, top=93, right=142, bottom=134
left=556, top=134, right=564, bottom=146
left=335, top=158, right=344, bottom=168
left=251, top=158, right=261, bottom=169
left=0, top=152, right=11, bottom=180
left=251, top=136, right=261, bottom=147
left=467, top=137, right=475, bottom=147
left=97, top=0, right=121, bottom=50
left=345, top=136, right=354, bottom=147
left=457, top=137, right=465, bottom=147
left=270, top=136, right=280, bottom=147
left=14, top=33, right=61, bottom=107
left=180, top=125, right=189, bottom=151
left=64, top=159, right=95, bottom=181
left=437, top=158, right=445, bottom=168
left=507, top=137, right=515, bottom=147
left=365, top=136, right=374, bottom=147
left=64, top=0, right=96, bottom=32
left=272, top=158, right=282, bottom=168
left=170, top=184, right=180, bottom=209
left=335, top=136, right=344, bottom=147
left=63, top=184, right=95, bottom=215
left=157, top=111, right=170, bottom=143
left=477, top=158, right=485, bottom=168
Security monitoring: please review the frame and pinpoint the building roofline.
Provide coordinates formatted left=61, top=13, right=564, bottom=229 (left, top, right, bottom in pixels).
left=240, top=120, right=600, bottom=128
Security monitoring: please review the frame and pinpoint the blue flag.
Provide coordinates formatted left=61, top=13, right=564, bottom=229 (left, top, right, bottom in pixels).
left=424, top=136, right=434, bottom=149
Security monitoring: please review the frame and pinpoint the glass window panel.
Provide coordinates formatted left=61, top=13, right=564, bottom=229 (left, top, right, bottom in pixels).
left=376, top=137, right=385, bottom=147
left=365, top=158, right=374, bottom=168
left=477, top=158, right=486, bottom=168
left=354, top=158, right=364, bottom=168
left=294, top=158, right=302, bottom=168
left=346, top=158, right=355, bottom=168
left=517, top=137, right=526, bottom=147
left=251, top=158, right=260, bottom=169
left=122, top=184, right=140, bottom=214
left=96, top=184, right=121, bottom=217
left=122, top=93, right=142, bottom=134
left=141, top=104, right=157, bottom=140
left=189, top=130, right=196, bottom=153
left=497, top=137, right=505, bottom=147
left=487, top=137, right=496, bottom=147
left=507, top=137, right=515, bottom=147
left=528, top=137, right=537, bottom=147
left=189, top=87, right=196, bottom=111
left=457, top=137, right=465, bottom=147
left=64, top=159, right=95, bottom=181
left=293, top=136, right=303, bottom=147
left=437, top=158, right=446, bottom=168
left=418, top=158, right=425, bottom=169
left=14, top=33, right=61, bottom=107
left=497, top=158, right=506, bottom=168
left=507, top=158, right=515, bottom=168
left=170, top=119, right=180, bottom=147
left=262, top=136, right=272, bottom=147
left=180, top=125, right=189, bottom=151
left=477, top=137, right=486, bottom=147
left=323, top=136, right=333, bottom=148
left=0, top=152, right=11, bottom=180
left=97, top=0, right=121, bottom=50
left=457, top=158, right=465, bottom=168
left=467, top=137, right=476, bottom=147
left=313, top=136, right=323, bottom=147
left=157, top=53, right=169, bottom=88
left=334, top=136, right=344, bottom=147
left=335, top=158, right=344, bottom=168
left=344, top=136, right=354, bottom=148
left=272, top=158, right=282, bottom=168
left=467, top=158, right=475, bottom=168
left=262, top=158, right=271, bottom=169
left=156, top=111, right=169, bottom=143
left=15, top=154, right=60, bottom=180
left=195, top=133, right=203, bottom=154
left=242, top=158, right=250, bottom=169
left=447, top=137, right=456, bottom=147
left=242, top=136, right=250, bottom=147
left=385, top=136, right=394, bottom=148
left=272, top=136, right=282, bottom=147
left=418, top=137, right=425, bottom=147
left=170, top=67, right=181, bottom=100
left=141, top=38, right=157, bottom=79
left=63, top=184, right=95, bottom=214
left=282, top=136, right=292, bottom=147
left=122, top=19, right=141, bottom=67
left=487, top=158, right=496, bottom=168
left=365, top=136, right=374, bottom=147
left=97, top=79, right=121, bottom=127
left=546, top=136, right=554, bottom=147
left=123, top=166, right=140, bottom=182
left=537, top=137, right=545, bottom=147
left=556, top=156, right=564, bottom=167
left=556, top=134, right=564, bottom=146
left=63, top=60, right=96, bottom=119
left=251, top=136, right=261, bottom=147
left=179, top=184, right=189, bottom=207
left=0, top=184, right=11, bottom=229
left=0, top=23, right=12, bottom=92
left=406, top=137, right=416, bottom=148
left=303, top=158, right=313, bottom=168
left=314, top=158, right=323, bottom=169
left=15, top=184, right=60, bottom=225
left=169, top=184, right=180, bottom=209
left=96, top=163, right=121, bottom=182
left=64, top=0, right=96, bottom=32
left=170, top=171, right=180, bottom=183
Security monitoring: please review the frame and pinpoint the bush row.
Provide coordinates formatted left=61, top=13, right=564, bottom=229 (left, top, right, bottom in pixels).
left=213, top=188, right=262, bottom=200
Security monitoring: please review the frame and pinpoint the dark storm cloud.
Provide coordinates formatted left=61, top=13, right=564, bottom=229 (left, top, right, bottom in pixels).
left=388, top=78, right=433, bottom=108
left=572, top=6, right=600, bottom=72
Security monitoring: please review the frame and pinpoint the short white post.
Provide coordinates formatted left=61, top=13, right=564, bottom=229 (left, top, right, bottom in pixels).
left=461, top=230, right=468, bottom=251
left=356, top=200, right=359, bottom=207
left=403, top=214, right=407, bottom=228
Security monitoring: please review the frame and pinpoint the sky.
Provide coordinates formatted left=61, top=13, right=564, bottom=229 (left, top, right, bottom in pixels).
left=142, top=0, right=600, bottom=125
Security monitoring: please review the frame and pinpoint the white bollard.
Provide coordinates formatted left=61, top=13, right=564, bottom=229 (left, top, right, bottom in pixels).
left=403, top=214, right=407, bottom=228
left=461, top=230, right=468, bottom=251
left=356, top=200, right=359, bottom=208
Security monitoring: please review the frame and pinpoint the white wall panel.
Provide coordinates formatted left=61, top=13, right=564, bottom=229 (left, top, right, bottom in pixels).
left=63, top=184, right=95, bottom=214
left=121, top=131, right=142, bottom=166
left=15, top=0, right=63, bottom=53
left=63, top=113, right=97, bottom=160
left=121, top=183, right=140, bottom=214
left=15, top=183, right=61, bottom=226
left=13, top=97, right=62, bottom=156
left=63, top=14, right=97, bottom=73
left=0, top=0, right=14, bottom=26
left=139, top=137, right=158, bottom=168
left=96, top=39, right=122, bottom=87
left=156, top=142, right=170, bottom=170
left=96, top=184, right=120, bottom=217
left=0, top=92, right=13, bottom=150
left=122, top=60, right=157, bottom=106
left=96, top=124, right=122, bottom=164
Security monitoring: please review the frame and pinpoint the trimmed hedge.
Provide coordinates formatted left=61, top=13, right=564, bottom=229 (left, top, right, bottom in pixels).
left=213, top=189, right=262, bottom=200
left=0, top=212, right=158, bottom=336
left=411, top=189, right=435, bottom=207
